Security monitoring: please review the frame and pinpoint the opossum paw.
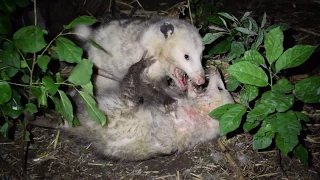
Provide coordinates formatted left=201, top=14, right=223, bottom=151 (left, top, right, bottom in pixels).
left=164, top=98, right=178, bottom=113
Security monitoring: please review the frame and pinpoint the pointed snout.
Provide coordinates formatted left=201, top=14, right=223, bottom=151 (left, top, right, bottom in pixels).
left=190, top=71, right=205, bottom=85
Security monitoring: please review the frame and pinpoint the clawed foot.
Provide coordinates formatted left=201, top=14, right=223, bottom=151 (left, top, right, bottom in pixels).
left=164, top=97, right=178, bottom=113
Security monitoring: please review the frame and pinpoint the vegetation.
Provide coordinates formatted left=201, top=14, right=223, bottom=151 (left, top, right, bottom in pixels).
left=0, top=1, right=105, bottom=144
left=0, top=0, right=318, bottom=168
left=205, top=11, right=319, bottom=164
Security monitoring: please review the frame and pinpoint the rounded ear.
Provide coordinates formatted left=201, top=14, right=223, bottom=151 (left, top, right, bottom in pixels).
left=160, top=22, right=174, bottom=39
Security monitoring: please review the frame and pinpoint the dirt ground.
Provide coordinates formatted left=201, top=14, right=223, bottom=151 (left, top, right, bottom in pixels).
left=1, top=0, right=320, bottom=179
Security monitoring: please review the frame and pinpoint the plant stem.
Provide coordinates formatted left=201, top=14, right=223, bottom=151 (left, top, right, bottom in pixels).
left=187, top=0, right=193, bottom=24
left=22, top=1, right=37, bottom=178
left=38, top=31, right=63, bottom=59
left=268, top=66, right=273, bottom=86
left=0, top=80, right=34, bottom=87
left=4, top=39, right=32, bottom=72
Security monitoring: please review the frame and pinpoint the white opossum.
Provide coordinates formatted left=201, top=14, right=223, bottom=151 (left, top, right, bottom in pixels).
left=74, top=17, right=205, bottom=90
left=66, top=58, right=234, bottom=161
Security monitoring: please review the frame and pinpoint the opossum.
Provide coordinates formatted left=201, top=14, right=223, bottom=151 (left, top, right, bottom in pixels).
left=74, top=17, right=205, bottom=91
left=66, top=58, right=234, bottom=161
left=120, top=52, right=178, bottom=112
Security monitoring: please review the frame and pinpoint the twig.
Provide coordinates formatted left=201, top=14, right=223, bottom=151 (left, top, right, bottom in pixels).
left=187, top=0, right=193, bottom=24
left=293, top=27, right=320, bottom=37
left=22, top=1, right=37, bottom=179
left=218, top=138, right=244, bottom=180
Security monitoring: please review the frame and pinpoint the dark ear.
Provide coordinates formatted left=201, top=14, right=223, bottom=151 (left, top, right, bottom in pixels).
left=160, top=22, right=174, bottom=38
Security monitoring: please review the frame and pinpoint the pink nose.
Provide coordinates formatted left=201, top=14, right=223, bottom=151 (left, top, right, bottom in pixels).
left=193, top=73, right=205, bottom=85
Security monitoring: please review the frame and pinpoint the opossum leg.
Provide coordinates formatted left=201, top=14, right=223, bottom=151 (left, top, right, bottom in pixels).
left=140, top=82, right=178, bottom=113
left=120, top=52, right=177, bottom=112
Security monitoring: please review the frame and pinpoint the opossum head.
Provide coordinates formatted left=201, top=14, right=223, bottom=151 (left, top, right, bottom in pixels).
left=186, top=67, right=234, bottom=112
left=159, top=21, right=205, bottom=90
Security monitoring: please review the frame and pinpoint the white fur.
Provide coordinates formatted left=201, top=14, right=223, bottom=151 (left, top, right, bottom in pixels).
left=66, top=68, right=234, bottom=161
left=75, top=17, right=205, bottom=89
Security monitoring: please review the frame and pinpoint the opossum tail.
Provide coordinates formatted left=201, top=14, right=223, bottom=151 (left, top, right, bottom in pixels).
left=73, top=25, right=92, bottom=41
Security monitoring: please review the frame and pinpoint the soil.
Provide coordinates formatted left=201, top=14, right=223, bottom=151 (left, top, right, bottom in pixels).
left=1, top=0, right=320, bottom=179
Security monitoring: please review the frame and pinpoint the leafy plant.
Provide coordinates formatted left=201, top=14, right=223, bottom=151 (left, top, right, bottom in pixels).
left=205, top=12, right=319, bottom=165
left=0, top=3, right=106, bottom=141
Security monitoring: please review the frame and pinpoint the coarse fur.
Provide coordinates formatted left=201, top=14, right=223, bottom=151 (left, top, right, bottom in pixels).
left=120, top=52, right=178, bottom=112
left=65, top=63, right=234, bottom=161
left=74, top=17, right=206, bottom=91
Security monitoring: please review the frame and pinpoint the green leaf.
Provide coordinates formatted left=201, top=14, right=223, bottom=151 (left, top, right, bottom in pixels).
left=253, top=136, right=273, bottom=150
left=68, top=59, right=93, bottom=85
left=240, top=11, right=252, bottom=22
left=13, top=25, right=47, bottom=53
left=20, top=60, right=28, bottom=69
left=294, top=76, right=320, bottom=103
left=51, top=97, right=63, bottom=117
left=55, top=37, right=82, bottom=63
left=0, top=49, right=21, bottom=77
left=272, top=79, right=294, bottom=93
left=261, top=12, right=267, bottom=28
left=271, top=111, right=301, bottom=153
left=78, top=90, right=107, bottom=126
left=205, top=15, right=224, bottom=26
left=0, top=81, right=12, bottom=105
left=21, top=74, right=30, bottom=84
left=3, top=41, right=13, bottom=51
left=81, top=81, right=93, bottom=96
left=73, top=116, right=81, bottom=127
left=246, top=103, right=275, bottom=122
left=31, top=86, right=48, bottom=107
left=63, top=15, right=97, bottom=30
left=42, top=76, right=59, bottom=96
left=239, top=85, right=259, bottom=104
left=25, top=103, right=38, bottom=114
left=0, top=122, right=9, bottom=137
left=251, top=28, right=264, bottom=50
left=208, top=37, right=231, bottom=55
left=219, top=104, right=246, bottom=136
left=88, top=39, right=110, bottom=55
left=58, top=90, right=74, bottom=125
left=247, top=17, right=259, bottom=32
left=261, top=91, right=294, bottom=112
left=227, top=61, right=268, bottom=87
left=218, top=12, right=237, bottom=22
left=37, top=55, right=50, bottom=72
left=202, top=32, right=225, bottom=45
left=243, top=121, right=260, bottom=132
left=0, top=0, right=16, bottom=13
left=16, top=0, right=30, bottom=8
left=208, top=103, right=239, bottom=120
left=275, top=45, right=317, bottom=73
left=56, top=72, right=63, bottom=83
left=294, top=144, right=308, bottom=164
left=266, top=23, right=290, bottom=32
left=235, top=27, right=257, bottom=35
left=295, top=111, right=309, bottom=122
left=264, top=27, right=284, bottom=64
left=219, top=17, right=228, bottom=29
left=226, top=75, right=239, bottom=91
left=3, top=90, right=23, bottom=118
left=0, top=15, right=12, bottom=34
left=276, top=134, right=292, bottom=155
left=243, top=50, right=266, bottom=67
left=226, top=41, right=245, bottom=61
left=1, top=71, right=10, bottom=81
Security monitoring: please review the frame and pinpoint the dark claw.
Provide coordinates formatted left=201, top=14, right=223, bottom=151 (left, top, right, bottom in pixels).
left=164, top=97, right=178, bottom=113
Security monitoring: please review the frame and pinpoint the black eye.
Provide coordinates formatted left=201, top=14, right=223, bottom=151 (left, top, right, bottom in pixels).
left=218, top=86, right=223, bottom=91
left=184, top=54, right=189, bottom=60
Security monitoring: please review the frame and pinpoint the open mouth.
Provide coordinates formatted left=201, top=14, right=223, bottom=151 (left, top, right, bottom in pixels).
left=170, top=67, right=209, bottom=93
left=173, top=67, right=187, bottom=90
